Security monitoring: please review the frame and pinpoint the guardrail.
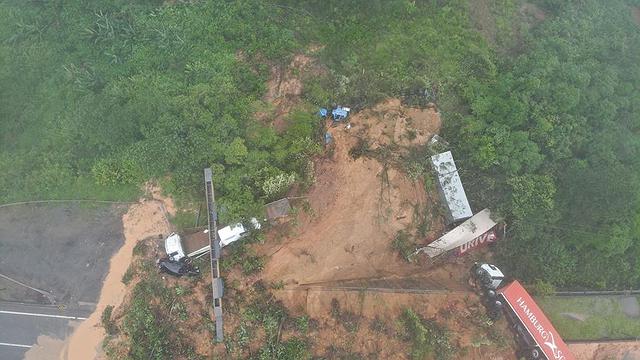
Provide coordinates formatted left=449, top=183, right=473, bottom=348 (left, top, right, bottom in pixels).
left=554, top=289, right=640, bottom=296
left=204, top=168, right=224, bottom=342
left=565, top=338, right=640, bottom=343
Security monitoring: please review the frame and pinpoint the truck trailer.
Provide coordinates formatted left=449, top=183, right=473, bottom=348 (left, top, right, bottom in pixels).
left=472, top=264, right=574, bottom=360
left=498, top=280, right=573, bottom=360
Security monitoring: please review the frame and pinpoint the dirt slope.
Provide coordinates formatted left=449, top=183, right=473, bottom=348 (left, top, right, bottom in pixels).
left=569, top=341, right=640, bottom=360
left=261, top=99, right=442, bottom=286
left=276, top=288, right=516, bottom=359
left=255, top=99, right=523, bottom=359
left=258, top=52, right=324, bottom=131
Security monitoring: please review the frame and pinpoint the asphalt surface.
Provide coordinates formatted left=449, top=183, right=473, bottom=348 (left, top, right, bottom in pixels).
left=0, top=203, right=126, bottom=304
left=0, top=202, right=126, bottom=359
left=0, top=301, right=92, bottom=360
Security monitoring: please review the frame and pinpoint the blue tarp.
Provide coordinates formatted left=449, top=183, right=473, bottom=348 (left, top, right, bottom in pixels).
left=332, top=107, right=349, bottom=120
left=324, top=132, right=333, bottom=145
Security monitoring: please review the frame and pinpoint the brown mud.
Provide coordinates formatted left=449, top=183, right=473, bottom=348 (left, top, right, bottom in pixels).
left=62, top=185, right=175, bottom=360
left=260, top=98, right=443, bottom=286
left=569, top=341, right=640, bottom=360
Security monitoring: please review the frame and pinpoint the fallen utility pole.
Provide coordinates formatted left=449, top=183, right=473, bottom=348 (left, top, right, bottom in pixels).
left=204, top=168, right=224, bottom=342
left=0, top=273, right=56, bottom=305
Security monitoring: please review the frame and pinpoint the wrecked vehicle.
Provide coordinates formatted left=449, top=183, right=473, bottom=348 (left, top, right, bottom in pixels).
left=157, top=258, right=200, bottom=277
left=218, top=217, right=261, bottom=247
left=163, top=218, right=261, bottom=260
left=164, top=232, right=186, bottom=261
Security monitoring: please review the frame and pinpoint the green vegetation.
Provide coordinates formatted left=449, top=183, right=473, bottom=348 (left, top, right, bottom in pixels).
left=227, top=281, right=312, bottom=359
left=101, top=305, right=117, bottom=336
left=452, top=1, right=640, bottom=289
left=538, top=296, right=640, bottom=340
left=221, top=239, right=266, bottom=275
left=392, top=230, right=416, bottom=262
left=1, top=0, right=638, bottom=305
left=0, top=0, right=318, bottom=223
left=118, top=268, right=199, bottom=359
left=401, top=309, right=455, bottom=360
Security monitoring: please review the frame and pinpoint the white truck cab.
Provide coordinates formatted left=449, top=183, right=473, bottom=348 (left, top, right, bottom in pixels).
left=165, top=232, right=186, bottom=261
left=218, top=218, right=261, bottom=247
left=164, top=218, right=261, bottom=260
left=474, top=263, right=505, bottom=290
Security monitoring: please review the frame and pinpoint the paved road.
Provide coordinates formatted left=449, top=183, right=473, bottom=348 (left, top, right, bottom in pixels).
left=0, top=203, right=125, bottom=359
left=0, top=203, right=125, bottom=304
left=0, top=301, right=92, bottom=360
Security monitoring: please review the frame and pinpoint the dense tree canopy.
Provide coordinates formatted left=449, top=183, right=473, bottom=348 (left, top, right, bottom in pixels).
left=1, top=0, right=639, bottom=289
left=452, top=0, right=640, bottom=289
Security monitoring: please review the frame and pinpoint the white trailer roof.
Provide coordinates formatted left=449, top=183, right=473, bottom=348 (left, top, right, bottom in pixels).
left=423, top=208, right=497, bottom=257
left=430, top=151, right=472, bottom=224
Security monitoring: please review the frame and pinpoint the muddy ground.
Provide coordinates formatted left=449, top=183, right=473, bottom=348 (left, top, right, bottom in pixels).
left=0, top=203, right=127, bottom=306
left=65, top=186, right=175, bottom=360
left=260, top=98, right=443, bottom=287
left=98, top=95, right=523, bottom=359
left=569, top=341, right=640, bottom=360
left=241, top=98, right=517, bottom=359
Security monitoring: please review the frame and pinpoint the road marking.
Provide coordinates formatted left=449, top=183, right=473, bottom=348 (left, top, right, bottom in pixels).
left=0, top=342, right=32, bottom=348
left=0, top=310, right=87, bottom=320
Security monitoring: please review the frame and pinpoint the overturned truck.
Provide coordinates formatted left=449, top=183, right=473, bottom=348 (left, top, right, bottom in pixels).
left=499, top=280, right=573, bottom=360
left=473, top=264, right=574, bottom=360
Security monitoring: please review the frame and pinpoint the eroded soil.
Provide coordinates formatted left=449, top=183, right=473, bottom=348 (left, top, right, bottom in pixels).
left=64, top=185, right=175, bottom=360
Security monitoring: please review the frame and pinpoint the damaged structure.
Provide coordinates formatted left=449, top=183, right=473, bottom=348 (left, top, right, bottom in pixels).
left=430, top=151, right=472, bottom=224
left=416, top=208, right=499, bottom=258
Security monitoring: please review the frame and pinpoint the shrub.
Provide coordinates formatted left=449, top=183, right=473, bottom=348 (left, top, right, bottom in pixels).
left=132, top=241, right=147, bottom=256
left=262, top=172, right=296, bottom=200
left=370, top=316, right=389, bottom=334
left=101, top=305, right=117, bottom=335
left=122, top=265, right=135, bottom=285
left=242, top=255, right=265, bottom=275
left=295, top=315, right=310, bottom=333
left=392, top=230, right=415, bottom=262
left=270, top=280, right=285, bottom=290
left=91, top=157, right=141, bottom=186
left=258, top=337, right=310, bottom=360
left=530, top=279, right=556, bottom=296
left=123, top=286, right=172, bottom=360
left=174, top=285, right=191, bottom=297
left=349, top=138, right=371, bottom=160
left=402, top=309, right=454, bottom=360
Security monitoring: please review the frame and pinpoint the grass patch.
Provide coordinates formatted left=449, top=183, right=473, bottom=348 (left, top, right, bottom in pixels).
left=0, top=176, right=140, bottom=205
left=169, top=209, right=199, bottom=232
left=402, top=308, right=454, bottom=360
left=537, top=295, right=640, bottom=340
left=221, top=242, right=265, bottom=275
left=121, top=264, right=135, bottom=285
left=330, top=298, right=360, bottom=333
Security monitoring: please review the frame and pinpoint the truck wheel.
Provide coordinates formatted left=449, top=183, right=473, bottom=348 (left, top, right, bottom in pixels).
left=530, top=348, right=541, bottom=359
